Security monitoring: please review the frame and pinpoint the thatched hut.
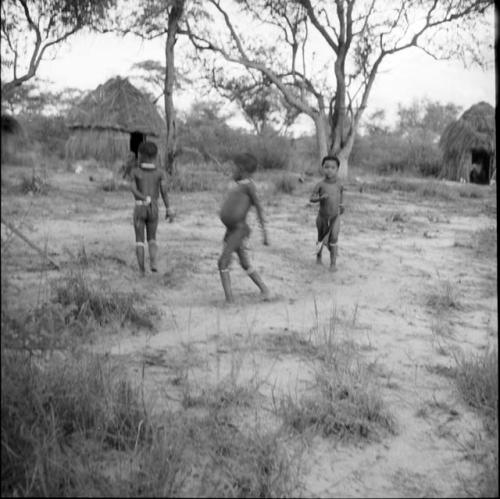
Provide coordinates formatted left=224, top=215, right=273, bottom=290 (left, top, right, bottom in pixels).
left=65, top=77, right=166, bottom=167
left=1, top=114, right=24, bottom=164
left=439, top=102, right=495, bottom=184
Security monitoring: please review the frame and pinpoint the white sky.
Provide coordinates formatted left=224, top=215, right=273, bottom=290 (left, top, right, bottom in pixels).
left=20, top=19, right=498, bottom=135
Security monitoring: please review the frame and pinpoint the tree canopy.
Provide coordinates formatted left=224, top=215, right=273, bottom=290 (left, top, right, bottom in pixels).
left=1, top=0, right=115, bottom=99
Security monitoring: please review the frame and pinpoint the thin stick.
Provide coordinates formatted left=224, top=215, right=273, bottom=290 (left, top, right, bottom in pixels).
left=1, top=217, right=60, bottom=270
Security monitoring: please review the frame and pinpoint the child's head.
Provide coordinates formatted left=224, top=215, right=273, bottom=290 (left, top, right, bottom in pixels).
left=138, top=141, right=158, bottom=163
left=321, top=155, right=340, bottom=179
left=232, top=153, right=258, bottom=180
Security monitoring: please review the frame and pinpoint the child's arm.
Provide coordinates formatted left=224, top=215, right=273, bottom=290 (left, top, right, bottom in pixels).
left=247, top=181, right=269, bottom=245
left=129, top=170, right=148, bottom=202
left=310, top=182, right=327, bottom=203
left=339, top=185, right=344, bottom=214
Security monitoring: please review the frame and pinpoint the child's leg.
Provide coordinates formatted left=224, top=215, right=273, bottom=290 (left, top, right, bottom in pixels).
left=218, top=228, right=241, bottom=303
left=328, top=216, right=341, bottom=271
left=133, top=208, right=147, bottom=274
left=316, top=215, right=328, bottom=263
left=146, top=207, right=159, bottom=271
left=236, top=235, right=270, bottom=300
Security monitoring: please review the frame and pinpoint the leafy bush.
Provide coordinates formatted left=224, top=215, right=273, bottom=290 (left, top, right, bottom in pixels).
left=253, top=133, right=291, bottom=170
left=18, top=113, right=70, bottom=160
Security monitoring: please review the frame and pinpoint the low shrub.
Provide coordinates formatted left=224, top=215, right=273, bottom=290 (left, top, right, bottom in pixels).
left=274, top=173, right=296, bottom=194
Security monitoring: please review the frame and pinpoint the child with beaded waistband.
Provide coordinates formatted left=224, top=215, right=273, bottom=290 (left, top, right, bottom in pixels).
left=129, top=141, right=174, bottom=275
left=218, top=153, right=270, bottom=303
left=310, top=155, right=344, bottom=271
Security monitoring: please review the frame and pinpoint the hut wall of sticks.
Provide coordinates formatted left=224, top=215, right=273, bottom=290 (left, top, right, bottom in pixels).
left=65, top=77, right=166, bottom=169
left=439, top=101, right=496, bottom=184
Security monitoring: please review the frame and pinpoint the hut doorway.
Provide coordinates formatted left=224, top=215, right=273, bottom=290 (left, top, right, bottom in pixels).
left=469, top=149, right=490, bottom=184
left=130, top=132, right=145, bottom=158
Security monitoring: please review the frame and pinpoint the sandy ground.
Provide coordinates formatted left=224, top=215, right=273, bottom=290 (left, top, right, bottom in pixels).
left=1, top=165, right=497, bottom=497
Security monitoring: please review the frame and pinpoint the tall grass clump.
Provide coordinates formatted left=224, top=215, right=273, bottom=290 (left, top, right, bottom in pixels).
left=426, top=280, right=461, bottom=313
left=19, top=168, right=51, bottom=195
left=452, top=348, right=498, bottom=497
left=53, top=269, right=156, bottom=330
left=278, top=346, right=396, bottom=441
left=277, top=308, right=396, bottom=442
left=1, top=351, right=146, bottom=497
left=453, top=349, right=498, bottom=433
left=191, top=420, right=297, bottom=497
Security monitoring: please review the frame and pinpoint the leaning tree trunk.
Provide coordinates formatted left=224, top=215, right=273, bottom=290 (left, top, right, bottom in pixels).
left=163, top=1, right=185, bottom=175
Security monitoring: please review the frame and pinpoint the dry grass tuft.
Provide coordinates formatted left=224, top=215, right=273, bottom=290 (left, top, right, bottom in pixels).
left=451, top=348, right=498, bottom=497
left=426, top=280, right=462, bottom=313
left=275, top=308, right=396, bottom=443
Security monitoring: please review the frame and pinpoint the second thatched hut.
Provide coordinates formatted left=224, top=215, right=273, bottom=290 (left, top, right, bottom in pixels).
left=439, top=101, right=495, bottom=184
left=65, top=77, right=166, bottom=167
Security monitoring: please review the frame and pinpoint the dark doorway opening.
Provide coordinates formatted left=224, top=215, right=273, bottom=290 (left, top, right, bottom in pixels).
left=130, top=132, right=145, bottom=159
left=469, top=149, right=490, bottom=184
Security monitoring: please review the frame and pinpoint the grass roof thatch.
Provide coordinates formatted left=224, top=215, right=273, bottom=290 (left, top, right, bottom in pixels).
left=66, top=77, right=166, bottom=136
left=439, top=101, right=495, bottom=155
left=439, top=102, right=496, bottom=181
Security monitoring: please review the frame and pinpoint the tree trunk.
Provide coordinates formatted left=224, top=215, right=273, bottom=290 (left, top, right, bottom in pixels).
left=314, top=113, right=328, bottom=165
left=336, top=131, right=355, bottom=180
left=163, top=1, right=185, bottom=175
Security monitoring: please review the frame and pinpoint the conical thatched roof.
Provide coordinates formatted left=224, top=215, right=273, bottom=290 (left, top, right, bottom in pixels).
left=439, top=101, right=495, bottom=154
left=66, top=77, right=165, bottom=136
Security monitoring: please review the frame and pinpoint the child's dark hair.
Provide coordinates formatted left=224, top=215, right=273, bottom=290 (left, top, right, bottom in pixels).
left=234, top=153, right=258, bottom=174
left=138, top=141, right=158, bottom=162
left=321, top=155, right=340, bottom=167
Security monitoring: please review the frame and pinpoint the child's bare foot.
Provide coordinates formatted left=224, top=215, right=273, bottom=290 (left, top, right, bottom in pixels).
left=261, top=289, right=272, bottom=301
left=316, top=255, right=322, bottom=264
left=329, top=264, right=337, bottom=272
